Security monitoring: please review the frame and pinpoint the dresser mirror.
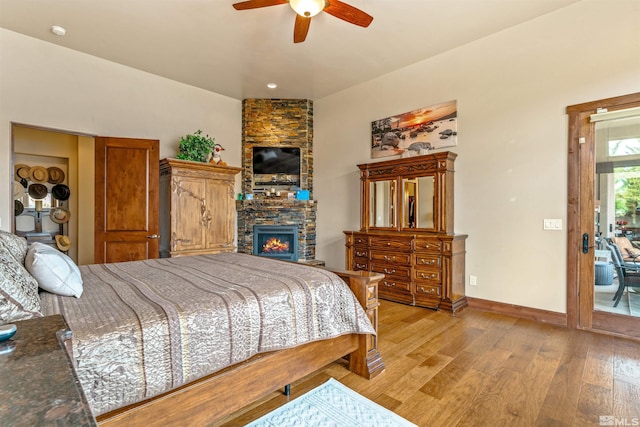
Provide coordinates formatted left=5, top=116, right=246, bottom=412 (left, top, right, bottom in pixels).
left=369, top=180, right=395, bottom=228
left=402, top=176, right=435, bottom=230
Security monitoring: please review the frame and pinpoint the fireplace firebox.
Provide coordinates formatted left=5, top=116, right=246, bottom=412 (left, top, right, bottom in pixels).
left=253, top=225, right=299, bottom=261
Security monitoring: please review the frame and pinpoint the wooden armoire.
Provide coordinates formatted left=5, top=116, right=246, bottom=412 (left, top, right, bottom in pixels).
left=344, top=151, right=468, bottom=313
left=159, top=158, right=241, bottom=258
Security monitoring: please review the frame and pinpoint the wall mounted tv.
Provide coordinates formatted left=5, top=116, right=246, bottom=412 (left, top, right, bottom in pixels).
left=252, top=147, right=301, bottom=175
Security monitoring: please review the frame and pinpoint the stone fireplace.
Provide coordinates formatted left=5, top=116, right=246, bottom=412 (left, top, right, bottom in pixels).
left=236, top=99, right=317, bottom=261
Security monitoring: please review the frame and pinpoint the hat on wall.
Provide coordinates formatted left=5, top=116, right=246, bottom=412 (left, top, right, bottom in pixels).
left=14, top=200, right=24, bottom=216
left=55, top=235, right=72, bottom=251
left=51, top=184, right=71, bottom=201
left=47, top=167, right=65, bottom=184
left=50, top=207, right=71, bottom=224
left=13, top=181, right=25, bottom=199
left=29, top=166, right=49, bottom=183
left=14, top=164, right=30, bottom=181
left=28, top=183, right=48, bottom=200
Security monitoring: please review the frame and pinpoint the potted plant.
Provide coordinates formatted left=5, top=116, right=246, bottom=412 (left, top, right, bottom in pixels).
left=175, top=130, right=216, bottom=162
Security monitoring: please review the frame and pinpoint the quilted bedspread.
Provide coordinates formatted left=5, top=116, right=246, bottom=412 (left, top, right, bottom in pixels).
left=40, top=253, right=375, bottom=416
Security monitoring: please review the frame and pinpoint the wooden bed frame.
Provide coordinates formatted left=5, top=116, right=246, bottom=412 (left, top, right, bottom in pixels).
left=96, top=269, right=385, bottom=426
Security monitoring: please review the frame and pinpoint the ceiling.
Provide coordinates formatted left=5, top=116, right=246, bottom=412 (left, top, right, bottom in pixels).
left=0, top=0, right=579, bottom=101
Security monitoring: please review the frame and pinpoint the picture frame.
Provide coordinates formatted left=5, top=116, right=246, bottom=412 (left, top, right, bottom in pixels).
left=371, top=100, right=458, bottom=159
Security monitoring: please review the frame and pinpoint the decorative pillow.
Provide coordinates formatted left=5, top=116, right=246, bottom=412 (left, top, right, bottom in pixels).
left=0, top=245, right=42, bottom=324
left=25, top=242, right=83, bottom=298
left=0, top=230, right=28, bottom=265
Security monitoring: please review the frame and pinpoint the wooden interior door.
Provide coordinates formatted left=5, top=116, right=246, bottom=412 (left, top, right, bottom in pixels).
left=95, top=137, right=159, bottom=263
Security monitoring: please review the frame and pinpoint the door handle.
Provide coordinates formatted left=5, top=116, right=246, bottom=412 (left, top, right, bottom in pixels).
left=146, top=234, right=160, bottom=239
left=582, top=233, right=589, bottom=254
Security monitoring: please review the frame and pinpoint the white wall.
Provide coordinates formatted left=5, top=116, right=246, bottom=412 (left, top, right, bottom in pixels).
left=0, top=28, right=242, bottom=232
left=314, top=0, right=640, bottom=313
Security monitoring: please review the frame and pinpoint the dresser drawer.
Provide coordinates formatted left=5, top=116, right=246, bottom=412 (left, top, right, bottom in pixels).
left=352, top=258, right=369, bottom=271
left=371, top=262, right=411, bottom=279
left=414, top=238, right=442, bottom=252
left=414, top=268, right=441, bottom=283
left=369, top=237, right=412, bottom=252
left=415, top=283, right=442, bottom=297
left=353, top=247, right=369, bottom=258
left=413, top=254, right=441, bottom=268
left=353, top=235, right=369, bottom=246
left=379, top=278, right=411, bottom=292
left=370, top=251, right=411, bottom=264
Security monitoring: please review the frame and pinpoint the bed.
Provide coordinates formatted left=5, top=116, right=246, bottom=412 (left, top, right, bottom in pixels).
left=0, top=232, right=384, bottom=426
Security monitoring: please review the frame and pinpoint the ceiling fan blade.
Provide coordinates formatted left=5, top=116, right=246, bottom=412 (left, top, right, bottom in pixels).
left=232, top=0, right=288, bottom=10
left=294, top=15, right=311, bottom=43
left=324, top=0, right=373, bottom=27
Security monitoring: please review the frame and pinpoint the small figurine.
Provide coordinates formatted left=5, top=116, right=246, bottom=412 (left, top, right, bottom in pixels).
left=210, top=143, right=227, bottom=166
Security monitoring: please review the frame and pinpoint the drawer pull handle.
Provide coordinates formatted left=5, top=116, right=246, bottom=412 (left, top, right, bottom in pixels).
left=420, top=273, right=436, bottom=279
left=419, top=286, right=437, bottom=294
left=419, top=258, right=435, bottom=265
left=356, top=251, right=367, bottom=257
left=383, top=281, right=396, bottom=287
left=383, top=255, right=395, bottom=261
left=383, top=268, right=396, bottom=274
left=386, top=242, right=391, bottom=246
left=356, top=263, right=367, bottom=269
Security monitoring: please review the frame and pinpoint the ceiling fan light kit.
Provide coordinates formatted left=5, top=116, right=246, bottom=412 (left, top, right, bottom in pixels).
left=289, top=0, right=325, bottom=17
left=232, top=0, right=373, bottom=43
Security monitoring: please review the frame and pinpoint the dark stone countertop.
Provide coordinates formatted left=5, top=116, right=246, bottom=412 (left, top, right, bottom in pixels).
left=0, top=315, right=97, bottom=426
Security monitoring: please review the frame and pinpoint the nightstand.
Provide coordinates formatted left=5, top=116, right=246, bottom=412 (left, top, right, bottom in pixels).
left=0, top=315, right=96, bottom=426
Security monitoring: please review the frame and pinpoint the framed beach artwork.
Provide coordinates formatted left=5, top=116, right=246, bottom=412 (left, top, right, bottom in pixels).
left=371, top=100, right=458, bottom=159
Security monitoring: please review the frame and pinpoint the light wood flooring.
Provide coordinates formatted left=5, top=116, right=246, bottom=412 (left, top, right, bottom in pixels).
left=216, top=300, right=640, bottom=426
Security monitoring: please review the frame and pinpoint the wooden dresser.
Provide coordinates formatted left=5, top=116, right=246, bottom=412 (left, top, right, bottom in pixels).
left=344, top=152, right=468, bottom=313
left=160, top=158, right=241, bottom=257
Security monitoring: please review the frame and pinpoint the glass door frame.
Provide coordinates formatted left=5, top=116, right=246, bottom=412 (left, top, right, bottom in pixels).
left=567, top=92, right=640, bottom=338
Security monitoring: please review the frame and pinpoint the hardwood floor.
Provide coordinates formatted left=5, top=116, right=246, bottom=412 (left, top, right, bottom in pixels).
left=216, top=300, right=640, bottom=426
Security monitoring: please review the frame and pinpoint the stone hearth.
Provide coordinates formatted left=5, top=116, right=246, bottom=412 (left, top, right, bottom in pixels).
left=237, top=199, right=316, bottom=260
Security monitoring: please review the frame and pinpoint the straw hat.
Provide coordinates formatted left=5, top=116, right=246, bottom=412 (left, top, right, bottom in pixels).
left=55, top=235, right=72, bottom=251
left=47, top=167, right=65, bottom=184
left=28, top=183, right=48, bottom=200
left=13, top=181, right=25, bottom=199
left=14, top=164, right=30, bottom=181
left=51, top=184, right=71, bottom=201
left=49, top=207, right=71, bottom=224
left=29, top=166, right=49, bottom=183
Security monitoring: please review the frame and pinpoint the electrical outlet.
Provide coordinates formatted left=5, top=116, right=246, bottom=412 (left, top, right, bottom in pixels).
left=469, top=275, right=477, bottom=286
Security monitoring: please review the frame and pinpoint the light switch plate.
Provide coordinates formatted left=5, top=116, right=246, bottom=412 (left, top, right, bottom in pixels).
left=543, top=219, right=562, bottom=230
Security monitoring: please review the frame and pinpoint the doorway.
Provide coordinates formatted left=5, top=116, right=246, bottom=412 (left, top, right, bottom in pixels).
left=11, top=124, right=95, bottom=264
left=567, top=92, right=640, bottom=339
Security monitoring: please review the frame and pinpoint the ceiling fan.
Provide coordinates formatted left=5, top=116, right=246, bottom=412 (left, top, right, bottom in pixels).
left=232, top=0, right=373, bottom=43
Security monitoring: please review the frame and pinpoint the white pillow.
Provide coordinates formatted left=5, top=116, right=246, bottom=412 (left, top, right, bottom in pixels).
left=25, top=242, right=83, bottom=298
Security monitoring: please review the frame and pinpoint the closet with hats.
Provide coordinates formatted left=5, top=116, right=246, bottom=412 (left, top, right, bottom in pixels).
left=12, top=125, right=79, bottom=261
left=13, top=160, right=71, bottom=253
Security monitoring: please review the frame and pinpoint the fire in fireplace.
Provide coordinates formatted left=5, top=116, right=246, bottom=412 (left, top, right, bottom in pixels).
left=253, top=225, right=299, bottom=261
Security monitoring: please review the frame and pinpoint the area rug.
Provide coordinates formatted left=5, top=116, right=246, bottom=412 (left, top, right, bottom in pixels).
left=245, top=378, right=417, bottom=427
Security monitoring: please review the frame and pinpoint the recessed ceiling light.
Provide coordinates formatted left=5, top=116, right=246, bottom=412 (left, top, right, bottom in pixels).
left=267, top=83, right=277, bottom=89
left=51, top=25, right=66, bottom=36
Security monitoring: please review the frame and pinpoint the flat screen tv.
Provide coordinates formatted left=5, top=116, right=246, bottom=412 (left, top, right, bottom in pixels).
left=252, top=147, right=300, bottom=175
